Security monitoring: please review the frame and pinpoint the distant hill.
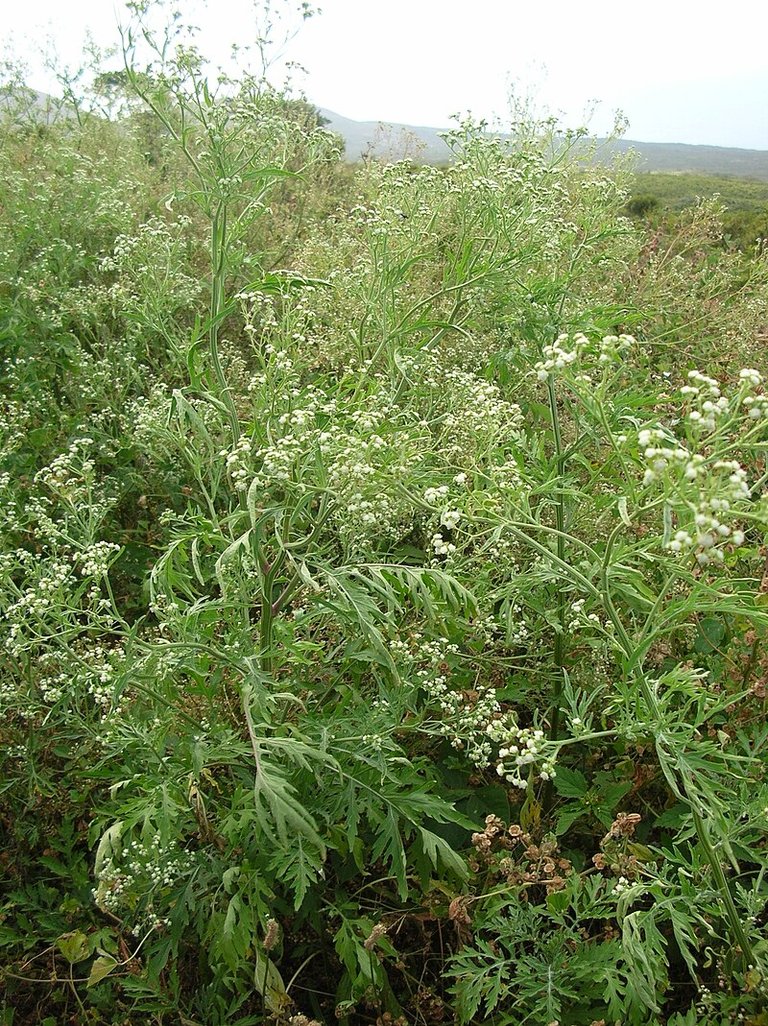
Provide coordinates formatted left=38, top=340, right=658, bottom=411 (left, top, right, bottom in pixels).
left=594, top=139, right=768, bottom=179
left=319, top=108, right=768, bottom=180
left=0, top=85, right=72, bottom=124
left=5, top=87, right=766, bottom=181
left=319, top=108, right=453, bottom=164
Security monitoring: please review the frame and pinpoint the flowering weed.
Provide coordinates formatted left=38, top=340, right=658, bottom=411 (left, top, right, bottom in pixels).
left=2, top=9, right=768, bottom=1026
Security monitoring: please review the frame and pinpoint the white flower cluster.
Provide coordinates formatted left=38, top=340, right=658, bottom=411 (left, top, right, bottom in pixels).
left=681, top=371, right=730, bottom=432
left=278, top=408, right=314, bottom=430
left=95, top=214, right=201, bottom=317
left=414, top=635, right=553, bottom=781
left=239, top=289, right=279, bottom=338
left=250, top=383, right=422, bottom=555
left=489, top=457, right=522, bottom=492
left=639, top=421, right=753, bottom=564
left=220, top=435, right=252, bottom=491
left=743, top=394, right=768, bottom=420
left=82, top=643, right=126, bottom=714
left=431, top=533, right=456, bottom=557
left=473, top=609, right=529, bottom=648
left=440, top=367, right=523, bottom=459
left=597, top=333, right=635, bottom=364
left=639, top=428, right=698, bottom=487
left=567, top=597, right=602, bottom=632
left=257, top=432, right=305, bottom=485
left=738, top=368, right=768, bottom=420
left=0, top=672, right=22, bottom=714
left=149, top=592, right=181, bottom=621
left=35, top=437, right=95, bottom=492
left=423, top=481, right=466, bottom=560
left=533, top=333, right=586, bottom=380
left=361, top=732, right=385, bottom=752
left=349, top=202, right=385, bottom=229
left=441, top=509, right=462, bottom=532
left=486, top=720, right=557, bottom=789
left=127, top=386, right=171, bottom=449
left=399, top=350, right=523, bottom=461
left=94, top=834, right=195, bottom=931
left=327, top=430, right=416, bottom=554
left=534, top=332, right=634, bottom=381
left=99, top=217, right=174, bottom=272
left=418, top=636, right=460, bottom=666
left=78, top=541, right=121, bottom=578
left=670, top=461, right=750, bottom=565
left=6, top=560, right=73, bottom=654
left=424, top=485, right=449, bottom=505
left=39, top=671, right=68, bottom=704
left=421, top=673, right=500, bottom=769
left=739, top=367, right=763, bottom=389
left=0, top=397, right=34, bottom=462
left=430, top=517, right=460, bottom=557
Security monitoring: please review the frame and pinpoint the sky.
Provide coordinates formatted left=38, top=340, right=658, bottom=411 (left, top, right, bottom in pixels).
left=3, top=0, right=768, bottom=149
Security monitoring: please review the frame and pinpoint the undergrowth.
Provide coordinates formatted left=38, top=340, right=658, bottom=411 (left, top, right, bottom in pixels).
left=1, top=4, right=768, bottom=1024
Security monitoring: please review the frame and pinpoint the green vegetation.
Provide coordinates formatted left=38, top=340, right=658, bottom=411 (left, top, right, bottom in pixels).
left=2, top=7, right=768, bottom=1025
left=632, top=172, right=768, bottom=211
left=626, top=172, right=768, bottom=249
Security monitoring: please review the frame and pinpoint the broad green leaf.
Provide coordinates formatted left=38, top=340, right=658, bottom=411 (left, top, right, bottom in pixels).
left=87, top=955, right=118, bottom=987
left=253, top=948, right=289, bottom=1013
left=693, top=616, right=726, bottom=654
left=555, top=804, right=586, bottom=836
left=56, top=931, right=90, bottom=965
left=552, top=766, right=589, bottom=798
left=546, top=889, right=570, bottom=916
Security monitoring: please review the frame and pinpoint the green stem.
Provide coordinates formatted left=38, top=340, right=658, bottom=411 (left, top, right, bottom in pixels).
left=209, top=203, right=240, bottom=445
left=692, top=809, right=755, bottom=966
left=542, top=372, right=569, bottom=813
left=258, top=554, right=285, bottom=676
left=546, top=374, right=568, bottom=745
left=259, top=592, right=274, bottom=676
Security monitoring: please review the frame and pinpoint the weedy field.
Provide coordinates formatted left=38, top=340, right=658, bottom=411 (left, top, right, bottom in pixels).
left=2, top=6, right=768, bottom=1026
left=625, top=172, right=768, bottom=250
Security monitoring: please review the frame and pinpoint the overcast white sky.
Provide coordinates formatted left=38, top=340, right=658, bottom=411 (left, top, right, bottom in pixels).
left=3, top=0, right=768, bottom=149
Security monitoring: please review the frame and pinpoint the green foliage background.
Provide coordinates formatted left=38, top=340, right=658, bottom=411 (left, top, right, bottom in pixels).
left=626, top=171, right=768, bottom=249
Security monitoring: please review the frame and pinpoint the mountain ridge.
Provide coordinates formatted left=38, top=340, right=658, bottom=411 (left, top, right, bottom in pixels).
left=319, top=108, right=768, bottom=179
left=3, top=86, right=766, bottom=180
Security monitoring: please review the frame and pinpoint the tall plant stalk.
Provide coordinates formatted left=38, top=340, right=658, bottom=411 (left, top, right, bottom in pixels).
left=209, top=202, right=240, bottom=443
left=546, top=372, right=568, bottom=744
